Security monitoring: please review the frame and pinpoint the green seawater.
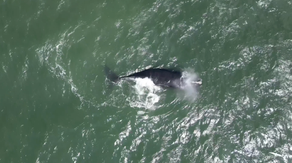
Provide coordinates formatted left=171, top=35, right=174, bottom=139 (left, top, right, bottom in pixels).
left=1, top=0, right=292, bottom=162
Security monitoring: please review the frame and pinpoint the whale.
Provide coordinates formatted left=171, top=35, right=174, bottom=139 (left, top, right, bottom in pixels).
left=104, top=66, right=202, bottom=89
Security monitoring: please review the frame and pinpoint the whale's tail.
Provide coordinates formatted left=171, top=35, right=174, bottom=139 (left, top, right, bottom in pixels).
left=104, top=66, right=120, bottom=83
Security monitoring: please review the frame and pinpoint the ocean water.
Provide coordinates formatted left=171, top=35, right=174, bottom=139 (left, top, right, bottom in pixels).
left=1, top=0, right=292, bottom=162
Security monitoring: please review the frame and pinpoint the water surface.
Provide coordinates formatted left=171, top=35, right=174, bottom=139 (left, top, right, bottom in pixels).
left=1, top=0, right=292, bottom=162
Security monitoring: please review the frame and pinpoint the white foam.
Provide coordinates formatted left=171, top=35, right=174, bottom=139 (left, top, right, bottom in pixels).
left=127, top=78, right=162, bottom=110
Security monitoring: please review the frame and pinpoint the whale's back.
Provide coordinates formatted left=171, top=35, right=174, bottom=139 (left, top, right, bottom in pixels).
left=124, top=69, right=182, bottom=88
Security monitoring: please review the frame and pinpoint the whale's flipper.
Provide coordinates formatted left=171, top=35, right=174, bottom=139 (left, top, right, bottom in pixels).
left=104, top=66, right=120, bottom=83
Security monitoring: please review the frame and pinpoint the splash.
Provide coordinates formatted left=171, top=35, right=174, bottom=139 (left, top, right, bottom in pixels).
left=178, top=69, right=201, bottom=102
left=127, top=78, right=162, bottom=110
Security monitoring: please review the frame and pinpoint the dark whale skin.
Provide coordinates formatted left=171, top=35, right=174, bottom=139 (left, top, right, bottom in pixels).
left=122, top=69, right=182, bottom=88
